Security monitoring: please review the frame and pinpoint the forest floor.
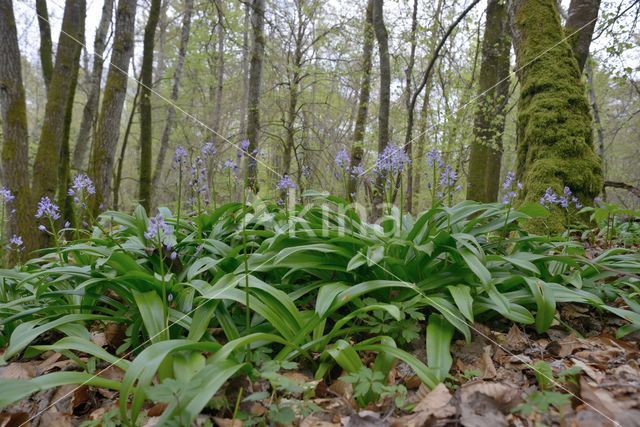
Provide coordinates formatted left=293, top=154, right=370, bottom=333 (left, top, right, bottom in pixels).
left=1, top=301, right=639, bottom=426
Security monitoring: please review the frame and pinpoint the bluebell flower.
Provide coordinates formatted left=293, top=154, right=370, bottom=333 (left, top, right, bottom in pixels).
left=202, top=142, right=216, bottom=158
left=0, top=187, right=15, bottom=204
left=426, top=148, right=444, bottom=168
left=375, top=144, right=410, bottom=174
left=276, top=174, right=297, bottom=191
left=144, top=213, right=171, bottom=242
left=335, top=148, right=350, bottom=171
left=439, top=166, right=458, bottom=187
left=35, top=196, right=61, bottom=220
left=540, top=188, right=559, bottom=207
left=68, top=174, right=95, bottom=206
left=501, top=171, right=522, bottom=204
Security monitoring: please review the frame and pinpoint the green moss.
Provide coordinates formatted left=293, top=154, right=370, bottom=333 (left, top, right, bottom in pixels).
left=513, top=0, right=603, bottom=230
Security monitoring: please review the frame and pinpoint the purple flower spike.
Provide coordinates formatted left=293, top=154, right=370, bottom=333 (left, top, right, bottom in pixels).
left=439, top=165, right=458, bottom=187
left=376, top=144, right=410, bottom=174
left=144, top=213, right=171, bottom=241
left=202, top=142, right=216, bottom=157
left=426, top=148, right=443, bottom=168
left=335, top=148, right=350, bottom=171
left=35, top=196, right=61, bottom=220
left=0, top=187, right=15, bottom=204
left=276, top=174, right=297, bottom=191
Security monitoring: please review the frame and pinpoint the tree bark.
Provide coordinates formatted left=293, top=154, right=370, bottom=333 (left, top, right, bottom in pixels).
left=245, top=0, right=265, bottom=193
left=35, top=0, right=53, bottom=90
left=72, top=0, right=113, bottom=172
left=211, top=0, right=225, bottom=146
left=565, top=0, right=601, bottom=73
left=240, top=2, right=250, bottom=136
left=585, top=58, right=607, bottom=199
left=0, top=0, right=35, bottom=253
left=509, top=0, right=602, bottom=218
left=466, top=0, right=511, bottom=203
left=403, top=0, right=418, bottom=212
left=138, top=0, right=162, bottom=212
left=114, top=71, right=141, bottom=210
left=348, top=0, right=374, bottom=202
left=371, top=0, right=390, bottom=215
left=151, top=0, right=193, bottom=202
left=32, top=0, right=85, bottom=205
left=90, top=0, right=137, bottom=212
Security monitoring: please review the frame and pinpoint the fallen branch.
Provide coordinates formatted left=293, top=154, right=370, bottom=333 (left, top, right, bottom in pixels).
left=604, top=180, right=640, bottom=198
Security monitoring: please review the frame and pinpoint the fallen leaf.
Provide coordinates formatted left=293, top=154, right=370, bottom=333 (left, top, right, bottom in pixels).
left=572, top=359, right=605, bottom=384
left=0, top=363, right=36, bottom=380
left=90, top=331, right=108, bottom=347
left=213, top=418, right=243, bottom=427
left=505, top=325, right=528, bottom=352
left=480, top=345, right=497, bottom=379
left=300, top=415, right=340, bottom=427
left=37, top=408, right=73, bottom=427
left=147, top=403, right=167, bottom=417
left=459, top=381, right=521, bottom=410
left=0, top=412, right=30, bottom=427
left=413, top=383, right=455, bottom=417
left=579, top=377, right=621, bottom=420
left=459, top=392, right=507, bottom=427
left=342, top=410, right=388, bottom=427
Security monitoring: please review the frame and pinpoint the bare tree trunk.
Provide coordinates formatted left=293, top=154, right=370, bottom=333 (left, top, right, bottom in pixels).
left=371, top=0, right=390, bottom=216
left=32, top=0, right=86, bottom=205
left=211, top=0, right=225, bottom=145
left=35, top=0, right=53, bottom=90
left=72, top=0, right=113, bottom=172
left=90, top=0, right=137, bottom=212
left=151, top=0, right=193, bottom=203
left=404, top=0, right=418, bottom=212
left=404, top=0, right=480, bottom=149
left=138, top=0, right=162, bottom=212
left=0, top=0, right=35, bottom=254
left=466, top=0, right=511, bottom=202
left=348, top=0, right=374, bottom=202
left=565, top=0, right=601, bottom=73
left=240, top=2, right=250, bottom=136
left=114, top=72, right=141, bottom=210
left=509, top=0, right=602, bottom=225
left=246, top=0, right=265, bottom=193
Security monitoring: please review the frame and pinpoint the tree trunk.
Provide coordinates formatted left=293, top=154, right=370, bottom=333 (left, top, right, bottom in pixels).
left=466, top=0, right=511, bottom=202
left=114, top=72, right=141, bottom=210
left=72, top=0, right=113, bottom=172
left=138, top=0, right=162, bottom=213
left=585, top=58, right=607, bottom=199
left=35, top=0, right=53, bottom=90
left=240, top=2, right=250, bottom=136
left=245, top=0, right=265, bottom=193
left=32, top=0, right=85, bottom=205
left=371, top=0, right=390, bottom=216
left=0, top=0, right=35, bottom=254
left=565, top=0, right=601, bottom=73
left=211, top=0, right=225, bottom=146
left=151, top=0, right=193, bottom=202
left=403, top=0, right=419, bottom=212
left=90, top=0, right=137, bottom=212
left=347, top=0, right=374, bottom=202
left=509, top=0, right=602, bottom=219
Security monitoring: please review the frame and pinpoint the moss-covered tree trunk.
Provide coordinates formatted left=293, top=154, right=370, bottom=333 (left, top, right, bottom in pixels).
left=509, top=0, right=602, bottom=216
left=35, top=0, right=53, bottom=90
left=348, top=0, right=374, bottom=202
left=90, top=0, right=137, bottom=213
left=466, top=0, right=511, bottom=202
left=245, top=0, right=265, bottom=193
left=371, top=0, right=390, bottom=217
left=72, top=0, right=113, bottom=172
left=138, top=0, right=161, bottom=213
left=0, top=0, right=35, bottom=255
left=32, top=0, right=85, bottom=205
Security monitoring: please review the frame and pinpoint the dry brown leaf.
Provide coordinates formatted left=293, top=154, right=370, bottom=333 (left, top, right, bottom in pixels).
left=546, top=333, right=585, bottom=357
left=0, top=412, right=30, bottom=427
left=572, top=359, right=605, bottom=384
left=579, top=377, right=621, bottom=420
left=104, top=322, right=126, bottom=348
left=299, top=415, right=339, bottom=427
left=90, top=331, right=108, bottom=347
left=481, top=345, right=497, bottom=379
left=213, top=417, right=243, bottom=427
left=342, top=410, right=388, bottom=427
left=0, top=363, right=36, bottom=380
left=505, top=325, right=529, bottom=352
left=328, top=378, right=353, bottom=401
left=147, top=403, right=167, bottom=417
left=412, top=383, right=455, bottom=418
left=459, top=392, right=507, bottom=427
left=459, top=381, right=521, bottom=409
left=37, top=408, right=73, bottom=427
left=98, top=365, right=125, bottom=382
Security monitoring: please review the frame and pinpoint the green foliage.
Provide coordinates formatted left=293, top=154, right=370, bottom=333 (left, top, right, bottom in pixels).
left=0, top=196, right=638, bottom=421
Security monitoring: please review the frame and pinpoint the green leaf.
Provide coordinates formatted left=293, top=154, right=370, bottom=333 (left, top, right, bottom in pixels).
left=459, top=249, right=491, bottom=286
left=426, top=314, right=455, bottom=381
left=447, top=285, right=474, bottom=322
